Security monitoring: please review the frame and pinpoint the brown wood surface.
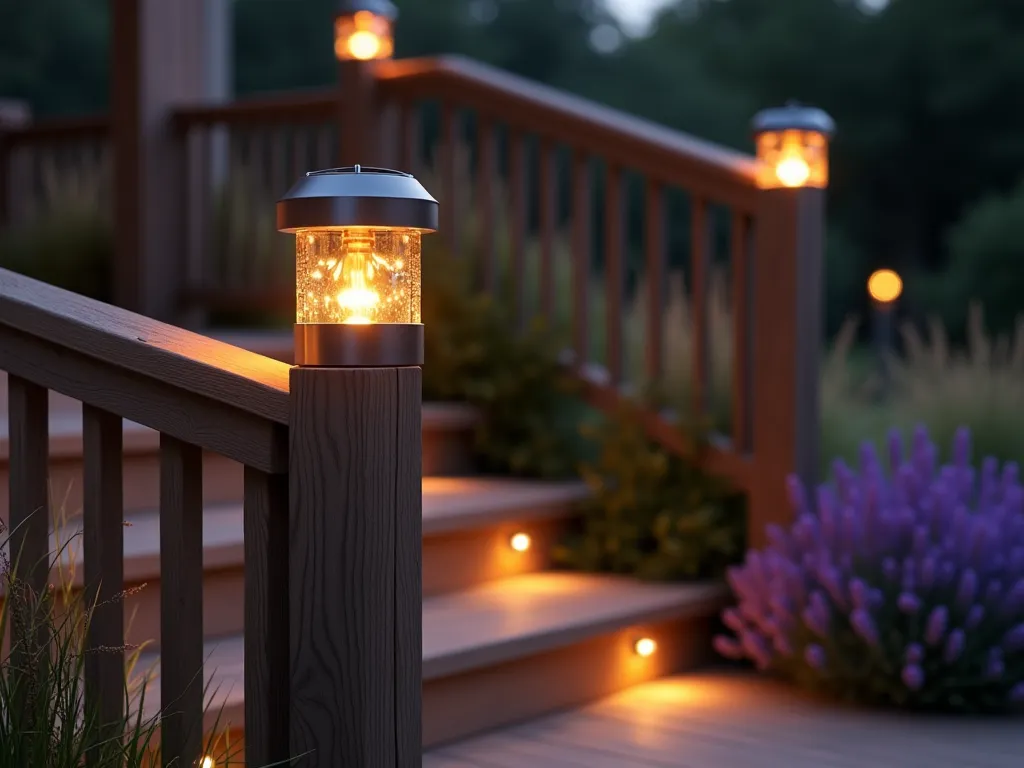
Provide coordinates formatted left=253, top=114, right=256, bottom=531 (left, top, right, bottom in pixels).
left=395, top=368, right=423, bottom=768
left=603, top=164, right=624, bottom=386
left=6, top=375, right=50, bottom=669
left=537, top=140, right=557, bottom=322
left=476, top=118, right=497, bottom=292
left=508, top=131, right=527, bottom=328
left=397, top=99, right=418, bottom=173
left=170, top=91, right=336, bottom=131
left=0, top=269, right=290, bottom=425
left=731, top=211, right=753, bottom=454
left=571, top=152, right=591, bottom=366
left=82, top=404, right=126, bottom=763
left=376, top=56, right=759, bottom=210
left=0, top=115, right=109, bottom=146
left=243, top=466, right=291, bottom=767
left=644, top=179, right=665, bottom=383
left=690, top=197, right=710, bottom=417
left=159, top=434, right=205, bottom=768
left=0, top=325, right=287, bottom=473
left=289, top=367, right=419, bottom=767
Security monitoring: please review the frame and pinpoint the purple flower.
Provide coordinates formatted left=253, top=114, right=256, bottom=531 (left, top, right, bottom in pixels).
left=850, top=609, right=880, bottom=647
left=722, top=607, right=745, bottom=633
left=905, top=643, right=924, bottom=664
left=954, top=570, right=978, bottom=612
left=985, top=648, right=1004, bottom=680
left=943, top=629, right=966, bottom=663
left=924, top=606, right=949, bottom=646
left=850, top=579, right=870, bottom=609
left=740, top=630, right=772, bottom=670
left=1002, top=623, right=1024, bottom=652
left=713, top=635, right=744, bottom=660
left=805, top=644, right=827, bottom=670
left=898, top=592, right=922, bottom=615
left=966, top=605, right=985, bottom=630
left=1009, top=683, right=1024, bottom=704
left=902, top=664, right=925, bottom=691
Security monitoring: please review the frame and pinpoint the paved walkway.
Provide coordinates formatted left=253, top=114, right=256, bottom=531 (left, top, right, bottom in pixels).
left=425, top=672, right=1024, bottom=767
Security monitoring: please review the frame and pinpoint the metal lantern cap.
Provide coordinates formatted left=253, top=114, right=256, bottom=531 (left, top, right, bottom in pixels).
left=752, top=101, right=835, bottom=137
left=277, top=166, right=438, bottom=233
left=337, top=0, right=397, bottom=19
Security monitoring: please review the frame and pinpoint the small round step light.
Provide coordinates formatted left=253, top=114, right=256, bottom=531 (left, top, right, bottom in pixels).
left=509, top=532, right=532, bottom=553
left=200, top=757, right=215, bottom=768
left=634, top=637, right=657, bottom=658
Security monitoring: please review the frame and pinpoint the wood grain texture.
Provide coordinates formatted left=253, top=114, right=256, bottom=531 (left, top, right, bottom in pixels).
left=0, top=325, right=287, bottom=473
left=375, top=56, right=759, bottom=210
left=690, top=196, right=710, bottom=417
left=0, top=268, right=290, bottom=424
left=570, top=152, right=591, bottom=367
left=243, top=466, right=290, bottom=767
left=394, top=368, right=423, bottom=767
left=289, top=367, right=419, bottom=767
left=82, top=404, right=126, bottom=762
left=644, top=179, right=665, bottom=382
left=159, top=434, right=204, bottom=768
left=6, top=375, right=50, bottom=663
left=603, top=164, right=624, bottom=386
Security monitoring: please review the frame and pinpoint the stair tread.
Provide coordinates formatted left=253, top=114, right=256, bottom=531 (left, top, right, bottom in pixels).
left=46, top=477, right=587, bottom=583
left=0, top=401, right=479, bottom=461
left=133, top=573, right=727, bottom=717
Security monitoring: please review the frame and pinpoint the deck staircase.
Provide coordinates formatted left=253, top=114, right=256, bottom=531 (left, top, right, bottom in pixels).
left=0, top=332, right=727, bottom=757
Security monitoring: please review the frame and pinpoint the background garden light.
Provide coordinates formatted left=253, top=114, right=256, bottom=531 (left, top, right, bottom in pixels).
left=752, top=101, right=836, bottom=189
left=334, top=0, right=397, bottom=61
left=277, top=165, right=438, bottom=366
left=868, top=268, right=903, bottom=396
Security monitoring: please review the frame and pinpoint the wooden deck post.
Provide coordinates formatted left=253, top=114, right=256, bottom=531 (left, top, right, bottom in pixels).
left=750, top=187, right=825, bottom=548
left=110, top=0, right=209, bottom=320
left=289, top=366, right=422, bottom=767
left=338, top=59, right=381, bottom=166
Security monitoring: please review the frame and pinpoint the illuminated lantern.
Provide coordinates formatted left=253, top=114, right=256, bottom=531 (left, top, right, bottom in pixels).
left=334, top=0, right=397, bottom=62
left=278, top=165, right=438, bottom=366
left=752, top=101, right=835, bottom=190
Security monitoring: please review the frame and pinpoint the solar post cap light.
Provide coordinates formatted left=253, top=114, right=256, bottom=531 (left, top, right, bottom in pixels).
left=335, top=0, right=397, bottom=61
left=277, top=165, right=439, bottom=367
left=752, top=101, right=835, bottom=190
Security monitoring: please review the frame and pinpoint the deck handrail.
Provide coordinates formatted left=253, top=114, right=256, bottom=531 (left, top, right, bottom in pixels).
left=376, top=55, right=759, bottom=206
left=0, top=114, right=109, bottom=146
left=0, top=268, right=289, bottom=470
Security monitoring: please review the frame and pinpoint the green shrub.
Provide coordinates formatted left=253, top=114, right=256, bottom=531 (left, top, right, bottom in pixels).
left=0, top=514, right=251, bottom=767
left=554, top=402, right=746, bottom=581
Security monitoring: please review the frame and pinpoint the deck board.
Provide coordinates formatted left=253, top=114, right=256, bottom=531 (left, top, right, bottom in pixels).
left=431, top=672, right=1024, bottom=767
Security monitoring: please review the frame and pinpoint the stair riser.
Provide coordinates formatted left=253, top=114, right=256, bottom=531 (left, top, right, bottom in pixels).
left=41, top=517, right=568, bottom=650
left=172, top=614, right=715, bottom=757
left=423, top=613, right=715, bottom=748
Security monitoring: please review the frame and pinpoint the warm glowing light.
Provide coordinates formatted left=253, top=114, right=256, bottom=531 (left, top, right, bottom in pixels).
left=775, top=151, right=811, bottom=188
left=634, top=637, right=657, bottom=658
left=867, top=268, right=903, bottom=304
left=296, top=228, right=421, bottom=325
left=509, top=532, right=532, bottom=552
left=335, top=10, right=394, bottom=61
left=200, top=758, right=215, bottom=768
left=756, top=129, right=828, bottom=189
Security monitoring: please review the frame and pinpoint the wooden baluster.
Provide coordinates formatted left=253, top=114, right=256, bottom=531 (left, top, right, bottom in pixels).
left=605, top=164, right=625, bottom=386
left=243, top=466, right=291, bottom=767
left=571, top=151, right=591, bottom=367
left=476, top=117, right=497, bottom=293
left=159, top=435, right=204, bottom=768
left=538, top=139, right=556, bottom=323
left=731, top=211, right=753, bottom=453
left=690, top=197, right=710, bottom=418
left=316, top=124, right=333, bottom=169
left=293, top=127, right=309, bottom=179
left=83, top=405, right=125, bottom=765
left=184, top=127, right=210, bottom=325
left=398, top=100, right=418, bottom=174
left=7, top=376, right=50, bottom=666
left=645, top=179, right=665, bottom=384
left=508, top=131, right=527, bottom=328
left=440, top=104, right=459, bottom=257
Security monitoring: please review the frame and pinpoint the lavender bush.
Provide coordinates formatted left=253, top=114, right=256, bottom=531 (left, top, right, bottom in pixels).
left=715, top=426, right=1024, bottom=712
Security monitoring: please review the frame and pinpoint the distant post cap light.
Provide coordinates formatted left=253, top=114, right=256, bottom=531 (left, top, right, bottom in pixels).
left=867, top=268, right=903, bottom=305
left=278, top=166, right=438, bottom=367
left=335, top=0, right=398, bottom=61
left=752, top=100, right=835, bottom=190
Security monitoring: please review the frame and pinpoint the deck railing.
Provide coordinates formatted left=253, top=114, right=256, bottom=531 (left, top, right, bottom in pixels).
left=0, top=53, right=822, bottom=546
